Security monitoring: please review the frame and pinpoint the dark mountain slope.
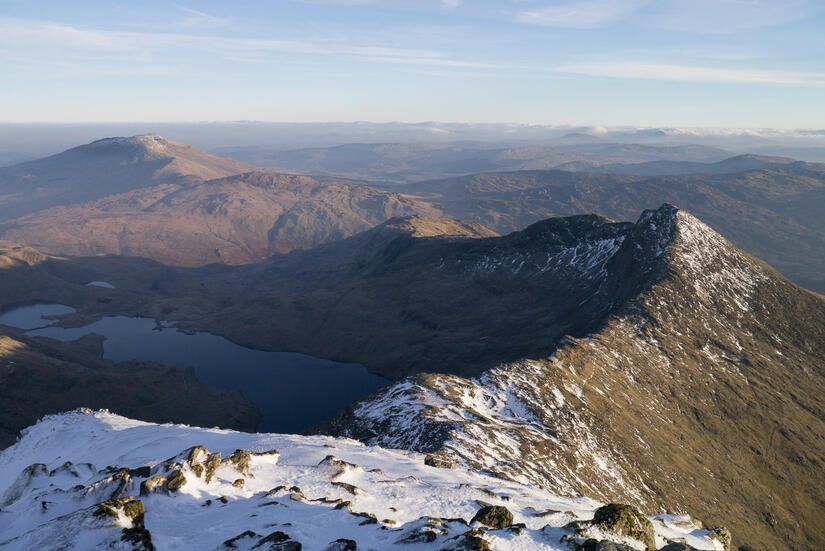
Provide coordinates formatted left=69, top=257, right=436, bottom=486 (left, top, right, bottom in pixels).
left=0, top=244, right=259, bottom=448
left=317, top=205, right=825, bottom=551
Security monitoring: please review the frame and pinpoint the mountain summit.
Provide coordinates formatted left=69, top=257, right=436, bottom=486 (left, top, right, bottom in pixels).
left=0, top=134, right=254, bottom=219
left=312, top=205, right=825, bottom=550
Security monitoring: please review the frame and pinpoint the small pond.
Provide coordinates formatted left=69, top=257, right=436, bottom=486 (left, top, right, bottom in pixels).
left=0, top=304, right=389, bottom=434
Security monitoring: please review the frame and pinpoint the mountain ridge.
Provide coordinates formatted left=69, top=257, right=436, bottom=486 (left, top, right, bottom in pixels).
left=314, top=205, right=825, bottom=550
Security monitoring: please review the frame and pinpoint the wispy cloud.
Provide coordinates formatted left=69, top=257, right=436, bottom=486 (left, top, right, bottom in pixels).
left=0, top=17, right=489, bottom=70
left=174, top=4, right=228, bottom=28
left=514, top=0, right=648, bottom=28
left=556, top=61, right=825, bottom=86
left=514, top=0, right=822, bottom=32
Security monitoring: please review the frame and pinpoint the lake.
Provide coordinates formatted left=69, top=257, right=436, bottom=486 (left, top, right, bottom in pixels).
left=0, top=303, right=389, bottom=434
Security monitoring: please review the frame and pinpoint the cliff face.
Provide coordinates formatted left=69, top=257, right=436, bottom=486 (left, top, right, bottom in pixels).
left=317, top=206, right=825, bottom=551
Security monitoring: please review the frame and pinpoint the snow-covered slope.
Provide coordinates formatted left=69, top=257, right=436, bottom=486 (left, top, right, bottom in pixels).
left=0, top=410, right=721, bottom=550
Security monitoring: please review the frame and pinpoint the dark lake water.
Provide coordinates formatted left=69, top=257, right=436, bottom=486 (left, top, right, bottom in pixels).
left=0, top=304, right=389, bottom=434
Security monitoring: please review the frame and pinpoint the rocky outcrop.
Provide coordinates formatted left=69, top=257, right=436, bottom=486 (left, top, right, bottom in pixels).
left=469, top=505, right=514, bottom=530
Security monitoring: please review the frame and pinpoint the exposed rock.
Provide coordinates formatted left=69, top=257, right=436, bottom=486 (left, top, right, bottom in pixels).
left=658, top=543, right=701, bottom=551
left=425, top=453, right=456, bottom=469
left=589, top=504, right=655, bottom=551
left=332, top=481, right=364, bottom=495
left=84, top=469, right=133, bottom=501
left=708, top=527, right=732, bottom=551
left=95, top=496, right=145, bottom=521
left=580, top=539, right=637, bottom=551
left=232, top=478, right=245, bottom=488
left=224, top=449, right=253, bottom=477
left=252, top=530, right=302, bottom=550
left=440, top=528, right=490, bottom=551
left=204, top=452, right=222, bottom=483
left=223, top=530, right=258, bottom=548
left=166, top=469, right=187, bottom=492
left=469, top=505, right=513, bottom=529
left=325, top=539, right=357, bottom=551
left=139, top=474, right=168, bottom=496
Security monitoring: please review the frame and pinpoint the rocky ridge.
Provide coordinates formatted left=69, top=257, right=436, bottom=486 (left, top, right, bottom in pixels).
left=317, top=206, right=825, bottom=550
left=0, top=409, right=722, bottom=550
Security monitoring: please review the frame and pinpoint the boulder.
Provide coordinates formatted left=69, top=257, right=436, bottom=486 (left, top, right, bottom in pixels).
left=470, top=505, right=513, bottom=529
left=425, top=453, right=456, bottom=469
left=166, top=469, right=187, bottom=492
left=252, top=530, right=302, bottom=550
left=224, top=449, right=253, bottom=476
left=708, top=527, right=732, bottom=551
left=658, top=543, right=701, bottom=551
left=325, top=539, right=357, bottom=550
left=590, top=504, right=655, bottom=551
left=140, top=474, right=168, bottom=496
left=581, top=539, right=637, bottom=551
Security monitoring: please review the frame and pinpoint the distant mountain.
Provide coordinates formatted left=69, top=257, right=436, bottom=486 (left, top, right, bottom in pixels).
left=564, top=153, right=797, bottom=177
left=0, top=169, right=438, bottom=266
left=401, top=163, right=825, bottom=293
left=0, top=134, right=256, bottom=220
left=0, top=409, right=721, bottom=550
left=215, top=141, right=731, bottom=183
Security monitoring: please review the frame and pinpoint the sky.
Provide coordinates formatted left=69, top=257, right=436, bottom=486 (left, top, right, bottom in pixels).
left=1, top=0, right=824, bottom=127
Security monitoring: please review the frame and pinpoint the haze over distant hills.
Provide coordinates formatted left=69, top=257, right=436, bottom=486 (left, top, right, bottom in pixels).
left=213, top=141, right=732, bottom=183
left=2, top=134, right=825, bottom=295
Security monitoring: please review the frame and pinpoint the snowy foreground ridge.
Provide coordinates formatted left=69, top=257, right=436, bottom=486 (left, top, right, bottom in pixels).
left=0, top=411, right=723, bottom=551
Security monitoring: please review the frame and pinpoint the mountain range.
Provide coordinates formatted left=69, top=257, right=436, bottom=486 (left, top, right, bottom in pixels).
left=2, top=203, right=823, bottom=549
left=1, top=134, right=825, bottom=549
left=2, top=135, right=825, bottom=296
left=214, top=141, right=732, bottom=183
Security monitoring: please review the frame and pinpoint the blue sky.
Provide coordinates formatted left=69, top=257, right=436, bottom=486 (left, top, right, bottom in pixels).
left=1, top=0, right=824, bottom=127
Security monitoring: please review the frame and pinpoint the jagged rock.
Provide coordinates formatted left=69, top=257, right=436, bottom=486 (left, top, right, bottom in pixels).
left=95, top=496, right=145, bottom=521
left=204, top=452, right=222, bottom=483
left=658, top=543, right=700, bottom=551
left=325, top=539, right=357, bottom=550
left=122, top=522, right=155, bottom=551
left=440, top=528, right=490, bottom=550
left=318, top=455, right=358, bottom=479
left=332, top=481, right=364, bottom=495
left=232, top=478, right=245, bottom=488
left=166, top=469, right=187, bottom=492
left=580, top=539, right=637, bottom=551
left=252, top=530, right=302, bottom=550
left=188, top=445, right=209, bottom=465
left=224, top=449, right=253, bottom=476
left=589, top=504, right=655, bottom=551
left=353, top=511, right=378, bottom=525
left=470, top=505, right=513, bottom=529
left=708, top=527, right=732, bottom=551
left=1, top=463, right=48, bottom=505
left=84, top=469, right=133, bottom=500
left=140, top=474, right=168, bottom=496
left=223, top=530, right=257, bottom=548
left=425, top=453, right=456, bottom=469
